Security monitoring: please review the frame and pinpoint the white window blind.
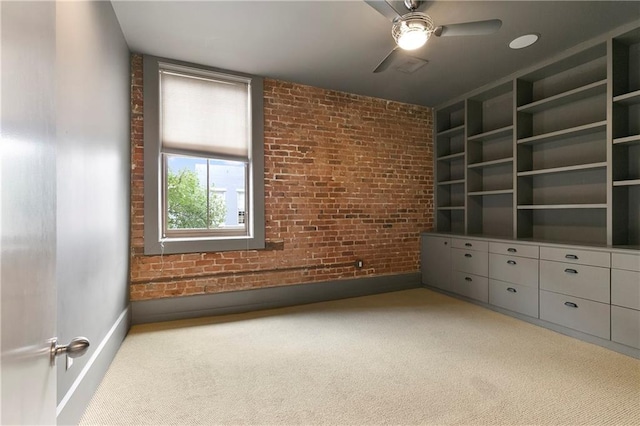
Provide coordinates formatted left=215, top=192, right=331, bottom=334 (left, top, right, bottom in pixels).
left=160, top=70, right=250, bottom=159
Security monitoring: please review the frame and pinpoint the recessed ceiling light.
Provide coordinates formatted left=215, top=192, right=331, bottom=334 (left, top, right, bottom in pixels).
left=509, top=34, right=540, bottom=49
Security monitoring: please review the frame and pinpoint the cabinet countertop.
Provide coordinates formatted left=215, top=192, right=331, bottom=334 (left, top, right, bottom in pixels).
left=420, top=231, right=640, bottom=254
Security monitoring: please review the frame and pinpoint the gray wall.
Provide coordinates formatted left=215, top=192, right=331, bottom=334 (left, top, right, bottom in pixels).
left=55, top=0, right=131, bottom=419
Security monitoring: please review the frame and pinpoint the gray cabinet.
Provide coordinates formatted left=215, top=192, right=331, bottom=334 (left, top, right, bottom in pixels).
left=610, top=252, right=640, bottom=349
left=540, top=290, right=610, bottom=340
left=539, top=260, right=610, bottom=303
left=449, top=237, right=489, bottom=302
left=421, top=232, right=640, bottom=356
left=488, top=242, right=540, bottom=318
left=539, top=244, right=611, bottom=338
left=420, top=235, right=451, bottom=290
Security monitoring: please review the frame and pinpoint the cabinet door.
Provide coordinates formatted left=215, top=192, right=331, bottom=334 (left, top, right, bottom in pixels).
left=611, top=306, right=640, bottom=349
left=421, top=235, right=451, bottom=290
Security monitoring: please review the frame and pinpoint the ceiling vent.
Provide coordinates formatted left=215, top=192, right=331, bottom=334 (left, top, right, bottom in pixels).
left=393, top=57, right=428, bottom=74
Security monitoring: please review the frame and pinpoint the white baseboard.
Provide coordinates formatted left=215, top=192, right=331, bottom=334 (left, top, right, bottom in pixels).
left=56, top=306, right=130, bottom=425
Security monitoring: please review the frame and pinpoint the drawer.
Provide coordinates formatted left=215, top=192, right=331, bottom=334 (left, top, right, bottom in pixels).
left=489, top=253, right=539, bottom=288
left=451, top=248, right=488, bottom=276
left=611, top=306, right=640, bottom=349
left=540, top=260, right=610, bottom=303
left=540, top=246, right=610, bottom=268
left=451, top=238, right=488, bottom=252
left=611, top=269, right=640, bottom=310
left=489, top=279, right=538, bottom=318
left=489, top=242, right=539, bottom=259
left=612, top=252, right=640, bottom=272
left=539, top=290, right=610, bottom=340
left=451, top=271, right=488, bottom=303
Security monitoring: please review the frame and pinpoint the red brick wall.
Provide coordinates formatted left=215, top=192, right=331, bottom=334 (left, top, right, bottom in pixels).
left=129, top=54, right=434, bottom=301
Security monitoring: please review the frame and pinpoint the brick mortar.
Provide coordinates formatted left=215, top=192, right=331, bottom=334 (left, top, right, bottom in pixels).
left=129, top=53, right=434, bottom=301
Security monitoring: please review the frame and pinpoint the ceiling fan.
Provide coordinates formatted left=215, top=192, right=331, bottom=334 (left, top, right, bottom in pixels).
left=366, top=0, right=502, bottom=73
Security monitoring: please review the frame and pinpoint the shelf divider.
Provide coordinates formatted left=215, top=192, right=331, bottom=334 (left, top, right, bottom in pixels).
left=517, top=204, right=607, bottom=210
left=468, top=157, right=514, bottom=169
left=613, top=134, right=640, bottom=145
left=517, top=162, right=607, bottom=177
left=613, top=179, right=640, bottom=187
left=436, top=124, right=465, bottom=138
left=613, top=89, right=640, bottom=106
left=517, top=79, right=607, bottom=114
left=437, top=152, right=465, bottom=161
left=437, top=179, right=465, bottom=186
left=468, top=189, right=514, bottom=196
left=517, top=121, right=607, bottom=145
left=467, top=125, right=513, bottom=142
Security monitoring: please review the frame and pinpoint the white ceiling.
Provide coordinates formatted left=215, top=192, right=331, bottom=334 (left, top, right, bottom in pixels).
left=111, top=1, right=640, bottom=107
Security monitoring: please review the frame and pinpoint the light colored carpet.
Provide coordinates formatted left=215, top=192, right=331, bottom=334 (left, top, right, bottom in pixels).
left=80, top=288, right=640, bottom=425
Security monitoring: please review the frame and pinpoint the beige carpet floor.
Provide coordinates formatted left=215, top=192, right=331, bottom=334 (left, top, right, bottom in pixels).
left=80, top=288, right=640, bottom=425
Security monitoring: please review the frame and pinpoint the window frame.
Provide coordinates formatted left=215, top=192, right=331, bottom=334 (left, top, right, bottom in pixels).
left=143, top=55, right=265, bottom=255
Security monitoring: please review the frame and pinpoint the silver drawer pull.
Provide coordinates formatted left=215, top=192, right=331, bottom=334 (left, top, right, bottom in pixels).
left=465, top=254, right=472, bottom=258
left=565, top=254, right=579, bottom=260
left=564, top=268, right=578, bottom=274
left=564, top=302, right=578, bottom=308
left=465, top=277, right=473, bottom=282
left=507, top=287, right=517, bottom=293
left=507, top=248, right=517, bottom=253
left=507, top=260, right=517, bottom=265
left=465, top=243, right=472, bottom=247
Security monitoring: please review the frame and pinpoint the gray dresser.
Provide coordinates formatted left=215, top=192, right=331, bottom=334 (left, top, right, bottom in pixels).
left=421, top=232, right=640, bottom=358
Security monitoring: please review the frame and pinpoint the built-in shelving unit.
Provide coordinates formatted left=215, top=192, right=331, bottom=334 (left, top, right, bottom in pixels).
left=433, top=24, right=639, bottom=247
left=465, top=82, right=514, bottom=238
left=514, top=42, right=608, bottom=244
left=435, top=101, right=466, bottom=233
left=612, top=27, right=640, bottom=245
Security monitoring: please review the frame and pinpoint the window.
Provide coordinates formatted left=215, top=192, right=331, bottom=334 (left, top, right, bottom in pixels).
left=143, top=56, right=264, bottom=255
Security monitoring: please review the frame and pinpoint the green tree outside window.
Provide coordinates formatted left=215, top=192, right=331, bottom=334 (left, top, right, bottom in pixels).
left=167, top=168, right=226, bottom=229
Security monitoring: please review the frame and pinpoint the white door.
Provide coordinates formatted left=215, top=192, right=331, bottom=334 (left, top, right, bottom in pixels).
left=1, top=1, right=58, bottom=424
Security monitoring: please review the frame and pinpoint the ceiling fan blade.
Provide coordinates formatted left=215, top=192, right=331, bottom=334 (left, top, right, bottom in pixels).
left=373, top=48, right=402, bottom=73
left=434, top=19, right=502, bottom=37
left=364, top=0, right=401, bottom=21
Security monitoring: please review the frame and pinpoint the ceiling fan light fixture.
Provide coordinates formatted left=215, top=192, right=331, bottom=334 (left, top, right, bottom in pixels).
left=392, top=12, right=434, bottom=50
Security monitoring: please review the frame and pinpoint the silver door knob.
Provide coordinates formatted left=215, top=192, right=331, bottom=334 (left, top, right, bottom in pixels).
left=50, top=337, right=90, bottom=365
